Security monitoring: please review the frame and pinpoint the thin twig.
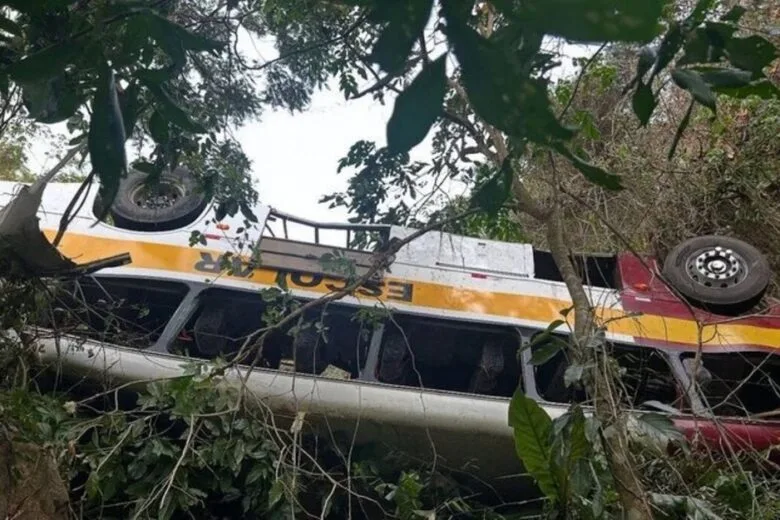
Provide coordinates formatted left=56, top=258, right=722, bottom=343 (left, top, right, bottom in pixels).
left=559, top=43, right=608, bottom=120
left=159, top=416, right=198, bottom=513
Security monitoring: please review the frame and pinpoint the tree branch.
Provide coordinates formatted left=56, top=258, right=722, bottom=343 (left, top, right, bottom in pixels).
left=245, top=15, right=367, bottom=72
left=559, top=42, right=608, bottom=120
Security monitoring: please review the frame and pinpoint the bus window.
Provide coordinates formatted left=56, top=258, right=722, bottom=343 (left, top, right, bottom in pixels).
left=375, top=316, right=521, bottom=397
left=533, top=337, right=682, bottom=410
left=680, top=352, right=780, bottom=418
left=43, top=277, right=189, bottom=348
left=173, top=288, right=372, bottom=378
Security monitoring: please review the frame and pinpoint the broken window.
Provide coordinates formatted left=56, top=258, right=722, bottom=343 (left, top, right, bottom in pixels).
left=174, top=288, right=373, bottom=378
left=42, top=276, right=189, bottom=348
left=375, top=316, right=522, bottom=397
left=680, top=352, right=780, bottom=418
left=532, top=336, right=683, bottom=410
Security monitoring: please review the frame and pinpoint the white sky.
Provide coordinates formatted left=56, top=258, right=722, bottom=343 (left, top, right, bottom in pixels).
left=26, top=33, right=594, bottom=224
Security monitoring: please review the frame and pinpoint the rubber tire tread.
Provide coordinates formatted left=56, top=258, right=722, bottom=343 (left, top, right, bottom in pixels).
left=110, top=167, right=208, bottom=231
left=662, top=235, right=771, bottom=315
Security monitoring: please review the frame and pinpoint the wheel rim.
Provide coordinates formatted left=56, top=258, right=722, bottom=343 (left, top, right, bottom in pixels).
left=130, top=181, right=185, bottom=210
left=685, top=245, right=748, bottom=289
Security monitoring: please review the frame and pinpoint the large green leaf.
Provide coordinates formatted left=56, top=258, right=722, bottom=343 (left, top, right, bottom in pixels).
left=634, top=413, right=685, bottom=447
left=695, top=66, right=752, bottom=88
left=368, top=0, right=433, bottom=73
left=671, top=68, right=716, bottom=112
left=507, top=388, right=557, bottom=499
left=8, top=42, right=79, bottom=83
left=89, top=67, right=128, bottom=220
left=496, top=0, right=667, bottom=43
left=721, top=5, right=746, bottom=23
left=443, top=8, right=573, bottom=142
left=0, top=16, right=22, bottom=37
left=694, top=67, right=780, bottom=99
left=469, top=158, right=514, bottom=216
left=146, top=12, right=225, bottom=53
left=554, top=144, right=623, bottom=190
left=530, top=337, right=567, bottom=366
left=386, top=55, right=446, bottom=154
left=19, top=75, right=81, bottom=124
left=149, top=110, right=170, bottom=144
left=725, top=36, right=778, bottom=74
left=549, top=407, right=590, bottom=501
left=140, top=78, right=207, bottom=133
left=632, top=82, right=656, bottom=126
left=119, top=83, right=141, bottom=139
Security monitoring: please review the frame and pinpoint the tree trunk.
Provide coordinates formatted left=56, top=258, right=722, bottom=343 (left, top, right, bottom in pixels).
left=545, top=203, right=653, bottom=520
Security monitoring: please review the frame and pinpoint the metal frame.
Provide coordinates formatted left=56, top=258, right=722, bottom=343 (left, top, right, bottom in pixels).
left=265, top=209, right=391, bottom=251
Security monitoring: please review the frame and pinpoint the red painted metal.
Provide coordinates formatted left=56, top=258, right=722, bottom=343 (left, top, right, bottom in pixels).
left=616, top=252, right=780, bottom=329
left=673, top=416, right=780, bottom=461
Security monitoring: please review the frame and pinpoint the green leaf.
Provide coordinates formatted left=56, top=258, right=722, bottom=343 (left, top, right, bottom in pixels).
left=564, top=363, right=584, bottom=388
left=721, top=5, right=746, bottom=22
left=119, top=83, right=141, bottom=139
left=8, top=43, right=78, bottom=83
left=0, top=16, right=22, bottom=37
left=554, top=143, right=623, bottom=190
left=368, top=0, right=433, bottom=72
left=634, top=413, right=685, bottom=446
left=470, top=158, right=513, bottom=216
left=443, top=11, right=573, bottom=142
left=713, top=79, right=780, bottom=99
left=695, top=67, right=780, bottom=99
left=688, top=0, right=716, bottom=25
left=725, top=35, right=778, bottom=74
left=149, top=110, right=170, bottom=144
left=530, top=337, right=566, bottom=365
left=549, top=406, right=590, bottom=500
left=147, top=12, right=225, bottom=53
left=268, top=479, right=285, bottom=509
left=632, top=82, right=657, bottom=126
left=498, top=0, right=666, bottom=43
left=507, top=388, right=557, bottom=499
left=668, top=100, right=694, bottom=160
left=671, top=68, right=716, bottom=112
left=651, top=494, right=723, bottom=520
left=636, top=45, right=657, bottom=80
left=386, top=55, right=446, bottom=154
left=19, top=75, right=81, bottom=124
left=89, top=67, right=128, bottom=220
left=141, top=78, right=207, bottom=133
left=695, top=67, right=752, bottom=88
left=650, top=21, right=685, bottom=77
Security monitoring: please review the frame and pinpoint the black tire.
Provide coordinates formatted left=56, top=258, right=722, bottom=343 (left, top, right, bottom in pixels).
left=378, top=330, right=408, bottom=384
left=193, top=307, right=230, bottom=356
left=109, top=167, right=208, bottom=231
left=291, top=327, right=327, bottom=374
left=662, top=235, right=771, bottom=314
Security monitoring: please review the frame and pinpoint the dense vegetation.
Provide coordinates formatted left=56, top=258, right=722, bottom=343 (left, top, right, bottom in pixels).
left=0, top=0, right=778, bottom=518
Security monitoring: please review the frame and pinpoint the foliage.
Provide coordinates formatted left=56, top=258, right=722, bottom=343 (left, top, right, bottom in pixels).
left=0, top=0, right=369, bottom=218
left=1, top=360, right=540, bottom=519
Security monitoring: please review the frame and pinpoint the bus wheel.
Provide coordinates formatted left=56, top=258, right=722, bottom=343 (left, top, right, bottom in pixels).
left=662, top=235, right=771, bottom=315
left=109, top=167, right=209, bottom=231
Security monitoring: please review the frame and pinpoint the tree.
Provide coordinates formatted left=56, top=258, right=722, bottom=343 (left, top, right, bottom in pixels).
left=0, top=0, right=778, bottom=517
left=318, top=0, right=779, bottom=516
left=0, top=0, right=370, bottom=215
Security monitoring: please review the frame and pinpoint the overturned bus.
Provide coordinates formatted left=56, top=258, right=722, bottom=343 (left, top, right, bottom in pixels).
left=3, top=167, right=779, bottom=493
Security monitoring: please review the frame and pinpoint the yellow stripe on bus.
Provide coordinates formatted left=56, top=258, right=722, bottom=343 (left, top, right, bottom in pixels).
left=45, top=230, right=780, bottom=351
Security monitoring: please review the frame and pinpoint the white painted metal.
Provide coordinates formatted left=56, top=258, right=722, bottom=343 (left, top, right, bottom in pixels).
left=390, top=225, right=535, bottom=278
left=35, top=334, right=566, bottom=487
left=0, top=180, right=629, bottom=341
